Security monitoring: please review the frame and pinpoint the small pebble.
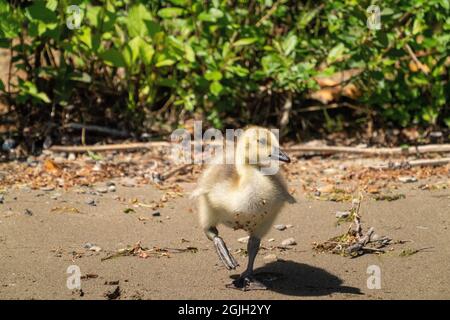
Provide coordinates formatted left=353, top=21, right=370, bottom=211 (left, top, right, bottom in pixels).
left=40, top=186, right=55, bottom=192
left=83, top=242, right=94, bottom=249
left=2, top=138, right=16, bottom=151
left=238, top=236, right=250, bottom=244
left=263, top=254, right=278, bottom=263
left=398, top=176, right=417, bottom=183
left=323, top=168, right=337, bottom=175
left=85, top=199, right=96, bottom=206
left=96, top=187, right=108, bottom=194
left=26, top=156, right=38, bottom=167
left=0, top=194, right=4, bottom=204
left=274, top=224, right=286, bottom=231
left=89, top=246, right=102, bottom=252
left=152, top=211, right=161, bottom=217
left=267, top=238, right=275, bottom=242
left=317, top=184, right=334, bottom=193
left=281, top=238, right=297, bottom=246
left=335, top=211, right=350, bottom=219
left=107, top=185, right=116, bottom=192
left=286, top=224, right=293, bottom=229
left=50, top=193, right=61, bottom=200
left=121, top=177, right=137, bottom=187
left=68, top=153, right=76, bottom=161
left=24, top=209, right=33, bottom=216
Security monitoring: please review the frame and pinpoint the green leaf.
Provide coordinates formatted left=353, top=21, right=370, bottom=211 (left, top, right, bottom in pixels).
left=444, top=117, right=450, bottom=128
left=19, top=81, right=51, bottom=104
left=233, top=38, right=258, bottom=47
left=439, top=0, right=449, bottom=10
left=26, top=1, right=57, bottom=23
left=32, top=92, right=51, bottom=103
left=0, top=79, right=4, bottom=91
left=381, top=8, right=394, bottom=16
left=86, top=6, right=101, bottom=27
left=127, top=4, right=153, bottom=38
left=198, top=12, right=216, bottom=22
left=210, top=81, right=223, bottom=96
left=205, top=70, right=222, bottom=81
left=100, top=49, right=126, bottom=68
left=0, top=38, right=9, bottom=48
left=226, top=65, right=249, bottom=77
left=144, top=20, right=161, bottom=37
left=158, top=7, right=185, bottom=19
left=123, top=37, right=142, bottom=67
left=184, top=44, right=195, bottom=62
left=282, top=34, right=297, bottom=56
left=69, top=72, right=92, bottom=83
left=209, top=8, right=224, bottom=19
left=298, top=6, right=321, bottom=28
left=140, top=41, right=155, bottom=65
left=327, top=43, right=346, bottom=64
left=156, top=59, right=176, bottom=67
left=167, top=0, right=188, bottom=6
left=413, top=17, right=424, bottom=35
left=46, top=0, right=58, bottom=11
left=87, top=151, right=103, bottom=161
left=78, top=27, right=92, bottom=49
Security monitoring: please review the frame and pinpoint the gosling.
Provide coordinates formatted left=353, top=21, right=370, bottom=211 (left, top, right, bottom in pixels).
left=192, top=126, right=295, bottom=290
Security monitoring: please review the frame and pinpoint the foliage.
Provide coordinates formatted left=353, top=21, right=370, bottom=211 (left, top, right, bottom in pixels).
left=0, top=0, right=449, bottom=142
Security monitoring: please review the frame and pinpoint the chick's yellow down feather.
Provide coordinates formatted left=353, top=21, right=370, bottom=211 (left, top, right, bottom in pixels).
left=192, top=126, right=295, bottom=238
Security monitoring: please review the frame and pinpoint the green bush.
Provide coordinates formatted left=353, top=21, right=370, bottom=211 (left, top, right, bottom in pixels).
left=0, top=0, right=449, bottom=140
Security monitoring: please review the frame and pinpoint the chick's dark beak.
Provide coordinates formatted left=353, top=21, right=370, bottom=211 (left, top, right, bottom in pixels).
left=272, top=147, right=291, bottom=163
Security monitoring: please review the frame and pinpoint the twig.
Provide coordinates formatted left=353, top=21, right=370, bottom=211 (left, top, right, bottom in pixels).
left=288, top=144, right=450, bottom=155
left=49, top=141, right=450, bottom=156
left=404, top=44, right=429, bottom=74
left=49, top=141, right=172, bottom=153
left=162, top=164, right=193, bottom=181
left=297, top=102, right=371, bottom=115
left=370, top=157, right=450, bottom=169
left=255, top=0, right=282, bottom=27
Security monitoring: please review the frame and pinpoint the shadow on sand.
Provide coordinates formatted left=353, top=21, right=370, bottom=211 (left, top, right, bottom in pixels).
left=230, top=260, right=362, bottom=297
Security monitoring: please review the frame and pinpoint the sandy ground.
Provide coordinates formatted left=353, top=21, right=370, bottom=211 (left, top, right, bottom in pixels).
left=0, top=176, right=449, bottom=300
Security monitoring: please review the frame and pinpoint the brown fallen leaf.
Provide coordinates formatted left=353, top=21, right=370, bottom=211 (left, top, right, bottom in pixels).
left=51, top=206, right=81, bottom=214
left=44, top=159, right=60, bottom=173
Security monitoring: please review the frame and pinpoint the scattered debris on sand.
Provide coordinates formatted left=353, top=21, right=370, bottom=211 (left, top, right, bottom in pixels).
left=313, top=195, right=394, bottom=257
left=399, top=247, right=433, bottom=257
left=101, top=241, right=198, bottom=261
left=104, top=286, right=121, bottom=300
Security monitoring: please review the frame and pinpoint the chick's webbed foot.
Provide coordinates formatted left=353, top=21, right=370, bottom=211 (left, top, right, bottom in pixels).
left=214, top=236, right=239, bottom=270
left=227, top=274, right=267, bottom=291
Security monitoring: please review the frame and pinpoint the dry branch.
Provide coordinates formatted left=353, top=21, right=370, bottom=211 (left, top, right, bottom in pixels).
left=287, top=144, right=450, bottom=155
left=49, top=141, right=171, bottom=153
left=370, top=157, right=450, bottom=169
left=162, top=164, right=193, bottom=181
left=50, top=141, right=450, bottom=157
left=404, top=44, right=429, bottom=74
left=314, top=196, right=392, bottom=257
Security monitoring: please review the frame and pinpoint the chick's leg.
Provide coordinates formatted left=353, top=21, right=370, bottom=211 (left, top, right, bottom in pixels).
left=205, top=227, right=239, bottom=270
left=229, top=236, right=267, bottom=291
